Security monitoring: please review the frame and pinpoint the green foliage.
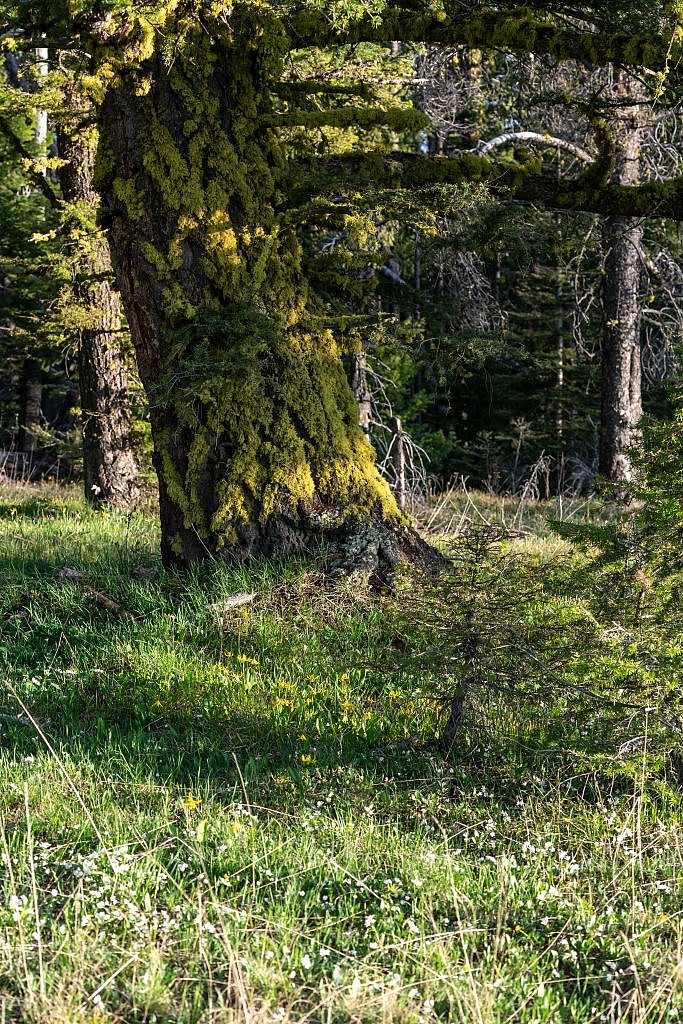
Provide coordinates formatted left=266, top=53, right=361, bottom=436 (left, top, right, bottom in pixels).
left=381, top=519, right=681, bottom=766
left=551, top=383, right=683, bottom=630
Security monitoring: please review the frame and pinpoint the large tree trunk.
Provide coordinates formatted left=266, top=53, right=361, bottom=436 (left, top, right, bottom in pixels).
left=96, top=12, right=406, bottom=567
left=598, top=75, right=644, bottom=484
left=59, top=112, right=140, bottom=509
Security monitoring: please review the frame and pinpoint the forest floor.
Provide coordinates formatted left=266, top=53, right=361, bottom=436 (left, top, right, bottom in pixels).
left=0, top=483, right=681, bottom=1024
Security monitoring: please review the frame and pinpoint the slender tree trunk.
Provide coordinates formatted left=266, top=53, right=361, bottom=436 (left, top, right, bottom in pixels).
left=97, top=14, right=408, bottom=567
left=14, top=51, right=47, bottom=458
left=599, top=217, right=643, bottom=482
left=59, top=111, right=140, bottom=509
left=598, top=76, right=644, bottom=483
left=18, top=357, right=42, bottom=454
left=349, top=350, right=373, bottom=437
left=555, top=277, right=565, bottom=443
left=33, top=47, right=48, bottom=151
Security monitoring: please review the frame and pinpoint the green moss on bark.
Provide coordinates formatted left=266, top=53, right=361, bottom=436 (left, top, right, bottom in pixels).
left=98, top=8, right=401, bottom=561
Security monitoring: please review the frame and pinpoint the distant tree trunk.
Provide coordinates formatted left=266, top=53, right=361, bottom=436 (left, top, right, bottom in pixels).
left=33, top=47, right=49, bottom=151
left=349, top=350, right=373, bottom=437
left=18, top=357, right=42, bottom=454
left=555, top=277, right=565, bottom=443
left=599, top=75, right=644, bottom=484
left=599, top=218, right=643, bottom=482
left=59, top=113, right=139, bottom=509
left=15, top=51, right=47, bottom=459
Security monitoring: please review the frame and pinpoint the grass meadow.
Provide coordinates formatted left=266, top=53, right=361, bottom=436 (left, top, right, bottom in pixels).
left=0, top=484, right=682, bottom=1023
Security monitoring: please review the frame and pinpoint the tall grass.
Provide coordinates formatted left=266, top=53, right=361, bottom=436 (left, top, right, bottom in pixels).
left=0, top=485, right=681, bottom=1022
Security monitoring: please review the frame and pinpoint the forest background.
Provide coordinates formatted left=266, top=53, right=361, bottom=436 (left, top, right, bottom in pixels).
left=2, top=3, right=681, bottom=507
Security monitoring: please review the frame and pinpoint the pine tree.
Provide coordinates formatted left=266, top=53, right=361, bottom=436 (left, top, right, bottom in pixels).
left=0, top=52, right=140, bottom=505
left=3, top=1, right=682, bottom=564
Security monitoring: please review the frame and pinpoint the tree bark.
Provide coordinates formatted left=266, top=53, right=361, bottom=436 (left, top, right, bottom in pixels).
left=96, top=15, right=411, bottom=568
left=59, top=112, right=139, bottom=509
left=598, top=75, right=644, bottom=484
left=599, top=218, right=644, bottom=482
left=18, top=357, right=42, bottom=454
left=349, top=350, right=372, bottom=437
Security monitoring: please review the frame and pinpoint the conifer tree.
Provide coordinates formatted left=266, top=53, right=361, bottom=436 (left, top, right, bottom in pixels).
left=3, top=1, right=682, bottom=564
left=0, top=52, right=139, bottom=506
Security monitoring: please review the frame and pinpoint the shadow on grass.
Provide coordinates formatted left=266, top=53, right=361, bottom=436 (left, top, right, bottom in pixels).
left=1, top=493, right=677, bottom=814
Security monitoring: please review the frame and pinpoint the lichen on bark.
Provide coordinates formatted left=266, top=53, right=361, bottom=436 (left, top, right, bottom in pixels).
left=96, top=5, right=403, bottom=565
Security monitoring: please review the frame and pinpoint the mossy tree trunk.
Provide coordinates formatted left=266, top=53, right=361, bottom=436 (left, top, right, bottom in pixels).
left=60, top=120, right=140, bottom=509
left=97, top=16, right=401, bottom=566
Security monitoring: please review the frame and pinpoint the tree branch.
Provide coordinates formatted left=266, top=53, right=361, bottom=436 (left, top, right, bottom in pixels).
left=286, top=5, right=680, bottom=74
left=262, top=106, right=429, bottom=131
left=476, top=131, right=593, bottom=163
left=286, top=151, right=683, bottom=221
left=0, top=112, right=63, bottom=209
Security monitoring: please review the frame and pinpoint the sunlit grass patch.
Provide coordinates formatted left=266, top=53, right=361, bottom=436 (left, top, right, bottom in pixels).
left=0, top=484, right=682, bottom=1022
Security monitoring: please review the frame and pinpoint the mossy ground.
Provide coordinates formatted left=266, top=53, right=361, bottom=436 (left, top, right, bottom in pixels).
left=0, top=483, right=682, bottom=1023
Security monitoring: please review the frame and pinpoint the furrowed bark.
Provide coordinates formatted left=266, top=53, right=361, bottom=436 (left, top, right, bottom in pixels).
left=59, top=113, right=139, bottom=509
left=599, top=216, right=644, bottom=484
left=96, top=13, right=426, bottom=570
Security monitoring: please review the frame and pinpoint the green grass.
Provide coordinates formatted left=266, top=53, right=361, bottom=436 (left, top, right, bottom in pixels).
left=0, top=484, right=682, bottom=1023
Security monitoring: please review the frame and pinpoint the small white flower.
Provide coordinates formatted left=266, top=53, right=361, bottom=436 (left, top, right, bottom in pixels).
left=301, top=954, right=312, bottom=970
left=405, top=918, right=420, bottom=935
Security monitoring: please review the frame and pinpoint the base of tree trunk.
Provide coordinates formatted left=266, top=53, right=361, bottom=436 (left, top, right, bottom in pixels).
left=159, top=501, right=444, bottom=586
left=439, top=685, right=468, bottom=751
left=328, top=518, right=445, bottom=588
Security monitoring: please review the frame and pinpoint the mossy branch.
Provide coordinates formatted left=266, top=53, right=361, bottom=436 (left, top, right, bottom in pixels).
left=286, top=6, right=680, bottom=74
left=0, top=112, right=64, bottom=210
left=272, top=81, right=375, bottom=99
left=263, top=106, right=429, bottom=131
left=285, top=151, right=683, bottom=221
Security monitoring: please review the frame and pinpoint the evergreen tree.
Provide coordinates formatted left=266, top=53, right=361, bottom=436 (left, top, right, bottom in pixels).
left=3, top=1, right=682, bottom=564
left=0, top=51, right=140, bottom=505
